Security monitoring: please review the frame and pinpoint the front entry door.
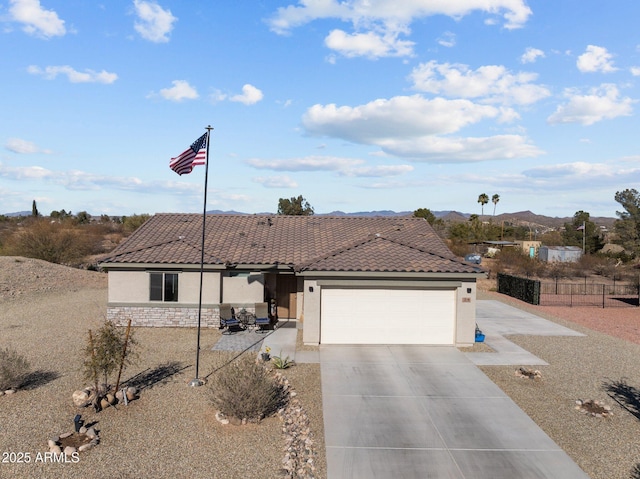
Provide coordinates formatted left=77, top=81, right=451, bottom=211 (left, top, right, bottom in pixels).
left=276, top=275, right=297, bottom=320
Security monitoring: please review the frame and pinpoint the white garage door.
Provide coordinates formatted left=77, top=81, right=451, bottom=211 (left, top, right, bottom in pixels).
left=320, top=288, right=456, bottom=345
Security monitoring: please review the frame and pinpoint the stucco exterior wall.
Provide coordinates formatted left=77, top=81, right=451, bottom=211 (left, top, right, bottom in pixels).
left=455, top=281, right=477, bottom=347
left=222, top=272, right=264, bottom=304
left=302, top=279, right=320, bottom=344
left=108, top=270, right=221, bottom=304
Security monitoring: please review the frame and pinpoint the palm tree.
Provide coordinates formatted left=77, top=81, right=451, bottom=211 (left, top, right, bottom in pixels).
left=477, top=193, right=489, bottom=216
left=492, top=194, right=500, bottom=216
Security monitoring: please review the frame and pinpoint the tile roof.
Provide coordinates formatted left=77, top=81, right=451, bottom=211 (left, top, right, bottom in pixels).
left=101, top=213, right=483, bottom=275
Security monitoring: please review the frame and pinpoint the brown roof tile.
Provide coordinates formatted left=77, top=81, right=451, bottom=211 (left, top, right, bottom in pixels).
left=101, top=213, right=482, bottom=274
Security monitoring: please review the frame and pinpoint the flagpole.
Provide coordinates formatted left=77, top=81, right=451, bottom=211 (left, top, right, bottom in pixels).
left=190, top=125, right=213, bottom=387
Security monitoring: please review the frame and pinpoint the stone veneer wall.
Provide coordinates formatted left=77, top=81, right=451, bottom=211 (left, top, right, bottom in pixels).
left=107, top=305, right=221, bottom=328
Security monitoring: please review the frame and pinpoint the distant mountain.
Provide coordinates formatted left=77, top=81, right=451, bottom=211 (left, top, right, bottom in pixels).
left=321, top=210, right=412, bottom=217
left=3, top=211, right=31, bottom=217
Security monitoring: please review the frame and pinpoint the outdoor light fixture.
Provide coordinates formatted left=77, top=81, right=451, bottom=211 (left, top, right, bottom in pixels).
left=309, top=286, right=314, bottom=292
left=467, top=288, right=472, bottom=294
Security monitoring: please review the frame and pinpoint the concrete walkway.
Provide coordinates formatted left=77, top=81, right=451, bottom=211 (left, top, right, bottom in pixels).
left=320, top=345, right=589, bottom=479
left=319, top=300, right=590, bottom=479
left=466, top=300, right=585, bottom=366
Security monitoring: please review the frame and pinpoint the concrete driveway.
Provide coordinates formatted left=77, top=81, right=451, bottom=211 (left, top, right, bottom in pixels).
left=321, top=343, right=589, bottom=478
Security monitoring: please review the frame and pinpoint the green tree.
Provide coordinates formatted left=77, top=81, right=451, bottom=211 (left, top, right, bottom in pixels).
left=413, top=208, right=445, bottom=236
left=492, top=194, right=500, bottom=216
left=75, top=211, right=91, bottom=224
left=31, top=200, right=39, bottom=217
left=121, top=214, right=150, bottom=234
left=561, top=211, right=603, bottom=254
left=413, top=208, right=436, bottom=224
left=613, top=188, right=640, bottom=254
left=477, top=193, right=489, bottom=216
left=277, top=195, right=314, bottom=216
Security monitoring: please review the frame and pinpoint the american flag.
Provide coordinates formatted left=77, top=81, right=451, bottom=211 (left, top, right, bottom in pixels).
left=169, top=132, right=208, bottom=175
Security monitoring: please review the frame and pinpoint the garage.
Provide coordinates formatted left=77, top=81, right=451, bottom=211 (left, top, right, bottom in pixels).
left=320, top=288, right=456, bottom=345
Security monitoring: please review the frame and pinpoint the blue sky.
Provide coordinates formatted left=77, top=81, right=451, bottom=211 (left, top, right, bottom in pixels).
left=2, top=0, right=640, bottom=218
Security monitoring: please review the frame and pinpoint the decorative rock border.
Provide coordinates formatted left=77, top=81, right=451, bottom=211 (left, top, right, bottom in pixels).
left=48, top=426, right=100, bottom=454
left=72, top=386, right=138, bottom=409
left=213, top=370, right=318, bottom=478
left=275, top=373, right=317, bottom=479
left=0, top=389, right=17, bottom=396
left=575, top=399, right=613, bottom=418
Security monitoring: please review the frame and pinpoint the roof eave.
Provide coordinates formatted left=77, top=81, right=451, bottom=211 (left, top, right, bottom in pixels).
left=297, top=270, right=487, bottom=279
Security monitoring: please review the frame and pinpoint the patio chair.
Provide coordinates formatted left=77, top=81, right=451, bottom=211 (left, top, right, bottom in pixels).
left=219, top=303, right=241, bottom=334
left=254, top=302, right=271, bottom=332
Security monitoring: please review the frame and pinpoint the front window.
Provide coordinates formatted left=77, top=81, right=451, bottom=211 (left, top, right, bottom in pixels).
left=150, top=272, right=179, bottom=302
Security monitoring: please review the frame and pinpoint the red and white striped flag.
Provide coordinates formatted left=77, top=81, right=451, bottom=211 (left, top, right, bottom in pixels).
left=169, top=132, right=208, bottom=175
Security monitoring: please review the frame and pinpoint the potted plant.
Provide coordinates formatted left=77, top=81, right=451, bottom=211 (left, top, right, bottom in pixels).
left=261, top=347, right=271, bottom=362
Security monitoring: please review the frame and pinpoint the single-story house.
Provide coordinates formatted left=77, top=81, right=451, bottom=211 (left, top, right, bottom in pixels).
left=99, top=214, right=486, bottom=346
left=538, top=245, right=583, bottom=263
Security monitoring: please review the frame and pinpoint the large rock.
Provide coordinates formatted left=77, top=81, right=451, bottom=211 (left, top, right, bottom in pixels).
left=72, top=390, right=90, bottom=407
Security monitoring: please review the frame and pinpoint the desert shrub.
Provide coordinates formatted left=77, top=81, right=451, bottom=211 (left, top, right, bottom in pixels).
left=544, top=262, right=572, bottom=280
left=0, top=347, right=31, bottom=390
left=210, top=355, right=284, bottom=420
left=3, top=219, right=100, bottom=265
left=83, top=320, right=138, bottom=394
left=494, top=247, right=546, bottom=278
left=272, top=353, right=294, bottom=370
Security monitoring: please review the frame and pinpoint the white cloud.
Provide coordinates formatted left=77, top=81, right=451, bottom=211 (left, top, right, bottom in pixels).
left=324, top=28, right=414, bottom=58
left=409, top=61, right=551, bottom=106
left=247, top=155, right=413, bottom=177
left=27, top=65, right=118, bottom=84
left=302, top=95, right=543, bottom=162
left=547, top=84, right=635, bottom=125
left=378, top=134, right=542, bottom=161
left=518, top=160, right=640, bottom=191
left=253, top=176, right=298, bottom=188
left=230, top=84, right=264, bottom=105
left=520, top=47, right=544, bottom=64
left=577, top=45, right=617, bottom=73
left=339, top=164, right=414, bottom=177
left=268, top=0, right=532, bottom=34
left=133, top=0, right=176, bottom=43
left=437, top=31, right=456, bottom=48
left=5, top=138, right=52, bottom=154
left=267, top=0, right=531, bottom=59
left=158, top=80, right=199, bottom=101
left=247, top=156, right=363, bottom=172
left=631, top=67, right=640, bottom=76
left=303, top=95, right=504, bottom=141
left=9, top=0, right=66, bottom=38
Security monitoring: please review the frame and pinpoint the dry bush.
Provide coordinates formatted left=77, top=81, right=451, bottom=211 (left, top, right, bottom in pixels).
left=3, top=219, right=101, bottom=265
left=494, top=247, right=546, bottom=278
left=210, top=355, right=284, bottom=420
left=0, top=347, right=31, bottom=391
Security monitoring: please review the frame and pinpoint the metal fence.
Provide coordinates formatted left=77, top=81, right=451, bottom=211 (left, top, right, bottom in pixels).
left=539, top=281, right=640, bottom=307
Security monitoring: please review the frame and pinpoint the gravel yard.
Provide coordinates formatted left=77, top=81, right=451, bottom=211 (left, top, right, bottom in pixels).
left=0, top=257, right=325, bottom=479
left=2, top=256, right=640, bottom=479
left=478, top=291, right=640, bottom=479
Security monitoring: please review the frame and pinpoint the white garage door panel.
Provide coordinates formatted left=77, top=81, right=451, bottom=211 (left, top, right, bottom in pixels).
left=321, top=289, right=455, bottom=344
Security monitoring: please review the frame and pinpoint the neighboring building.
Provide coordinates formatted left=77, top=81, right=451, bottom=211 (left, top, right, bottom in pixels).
left=99, top=214, right=486, bottom=346
left=514, top=240, right=542, bottom=258
left=538, top=245, right=582, bottom=263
